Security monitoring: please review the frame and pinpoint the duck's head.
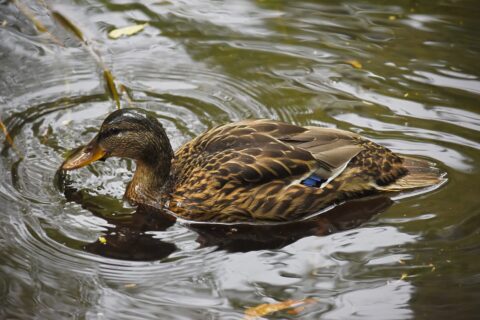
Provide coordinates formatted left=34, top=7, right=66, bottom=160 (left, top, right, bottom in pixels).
left=62, top=108, right=173, bottom=170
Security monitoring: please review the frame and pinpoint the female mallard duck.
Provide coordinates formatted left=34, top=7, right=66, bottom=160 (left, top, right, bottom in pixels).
left=62, top=108, right=444, bottom=223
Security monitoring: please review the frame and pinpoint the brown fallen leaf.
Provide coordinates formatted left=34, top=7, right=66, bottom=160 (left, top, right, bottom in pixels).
left=286, top=305, right=307, bottom=315
left=108, top=23, right=148, bottom=39
left=244, top=298, right=317, bottom=319
left=346, top=59, right=362, bottom=69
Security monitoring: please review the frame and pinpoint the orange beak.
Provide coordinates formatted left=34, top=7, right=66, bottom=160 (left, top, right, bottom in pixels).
left=61, top=137, right=107, bottom=170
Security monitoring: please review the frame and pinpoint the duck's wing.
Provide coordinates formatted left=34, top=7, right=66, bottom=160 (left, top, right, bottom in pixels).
left=176, top=119, right=365, bottom=187
left=275, top=125, right=365, bottom=182
left=228, top=120, right=366, bottom=182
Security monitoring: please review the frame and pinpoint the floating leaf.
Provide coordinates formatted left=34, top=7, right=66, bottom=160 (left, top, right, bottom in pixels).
left=98, top=236, right=107, bottom=244
left=244, top=298, right=317, bottom=319
left=108, top=23, right=147, bottom=39
left=346, top=59, right=362, bottom=69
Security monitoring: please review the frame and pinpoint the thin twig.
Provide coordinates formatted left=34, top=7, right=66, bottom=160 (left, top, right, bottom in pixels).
left=13, top=0, right=64, bottom=46
left=51, top=10, right=121, bottom=109
left=14, top=1, right=122, bottom=109
left=119, top=84, right=134, bottom=108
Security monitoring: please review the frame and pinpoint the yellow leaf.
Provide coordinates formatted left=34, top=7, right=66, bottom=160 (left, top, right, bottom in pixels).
left=400, top=273, right=408, bottom=280
left=108, top=23, right=147, bottom=39
left=346, top=59, right=362, bottom=69
left=244, top=298, right=317, bottom=319
left=98, top=236, right=107, bottom=244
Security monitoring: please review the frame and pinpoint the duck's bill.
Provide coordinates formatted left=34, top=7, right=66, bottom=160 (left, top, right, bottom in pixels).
left=61, top=143, right=107, bottom=170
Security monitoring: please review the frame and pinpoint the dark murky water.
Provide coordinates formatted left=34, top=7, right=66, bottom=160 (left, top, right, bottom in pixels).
left=1, top=0, right=479, bottom=319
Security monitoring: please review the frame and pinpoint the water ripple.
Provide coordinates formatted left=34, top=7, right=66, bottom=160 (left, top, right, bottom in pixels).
left=1, top=0, right=479, bottom=319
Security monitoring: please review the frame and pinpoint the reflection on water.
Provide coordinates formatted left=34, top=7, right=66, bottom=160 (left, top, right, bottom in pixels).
left=1, top=0, right=480, bottom=319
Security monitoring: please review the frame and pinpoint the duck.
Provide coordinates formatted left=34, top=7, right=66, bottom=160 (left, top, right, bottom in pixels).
left=61, top=108, right=444, bottom=223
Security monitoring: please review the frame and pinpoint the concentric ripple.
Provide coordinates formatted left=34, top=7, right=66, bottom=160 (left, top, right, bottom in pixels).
left=1, top=0, right=479, bottom=319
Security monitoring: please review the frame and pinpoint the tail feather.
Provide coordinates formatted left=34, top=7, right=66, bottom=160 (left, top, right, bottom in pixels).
left=378, top=156, right=446, bottom=192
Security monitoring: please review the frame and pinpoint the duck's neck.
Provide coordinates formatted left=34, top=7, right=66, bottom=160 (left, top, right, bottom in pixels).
left=126, top=140, right=174, bottom=205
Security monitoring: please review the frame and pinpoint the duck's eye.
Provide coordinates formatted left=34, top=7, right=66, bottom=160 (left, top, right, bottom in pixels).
left=109, top=128, right=122, bottom=136
left=101, top=127, right=122, bottom=138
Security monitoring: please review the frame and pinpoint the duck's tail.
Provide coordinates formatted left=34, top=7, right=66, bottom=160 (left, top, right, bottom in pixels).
left=378, top=156, right=447, bottom=192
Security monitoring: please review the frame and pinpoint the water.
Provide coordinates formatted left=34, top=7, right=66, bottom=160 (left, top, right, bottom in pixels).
left=1, top=0, right=479, bottom=319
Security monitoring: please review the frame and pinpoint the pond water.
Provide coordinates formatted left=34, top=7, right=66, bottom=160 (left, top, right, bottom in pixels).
left=1, top=0, right=479, bottom=319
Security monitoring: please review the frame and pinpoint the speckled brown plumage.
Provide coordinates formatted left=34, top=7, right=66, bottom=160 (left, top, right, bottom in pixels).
left=163, top=120, right=411, bottom=222
left=62, top=109, right=445, bottom=223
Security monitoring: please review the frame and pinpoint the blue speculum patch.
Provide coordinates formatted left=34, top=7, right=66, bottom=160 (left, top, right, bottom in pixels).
left=301, top=174, right=326, bottom=187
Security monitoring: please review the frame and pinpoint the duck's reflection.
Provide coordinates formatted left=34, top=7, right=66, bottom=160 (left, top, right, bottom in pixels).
left=83, top=206, right=177, bottom=261
left=59, top=171, right=392, bottom=260
left=62, top=181, right=175, bottom=261
left=59, top=169, right=393, bottom=261
left=190, top=196, right=392, bottom=252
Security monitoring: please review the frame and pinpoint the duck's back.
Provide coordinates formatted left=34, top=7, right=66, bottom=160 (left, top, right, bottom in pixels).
left=166, top=120, right=443, bottom=223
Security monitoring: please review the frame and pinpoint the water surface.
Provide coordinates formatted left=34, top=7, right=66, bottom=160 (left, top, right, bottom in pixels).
left=1, top=0, right=479, bottom=319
